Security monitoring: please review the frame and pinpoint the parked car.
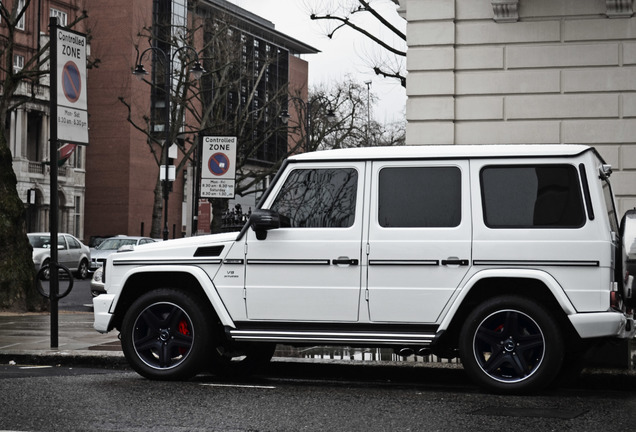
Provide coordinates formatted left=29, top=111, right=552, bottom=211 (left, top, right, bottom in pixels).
left=89, top=235, right=158, bottom=273
left=93, top=144, right=636, bottom=394
left=28, top=232, right=91, bottom=280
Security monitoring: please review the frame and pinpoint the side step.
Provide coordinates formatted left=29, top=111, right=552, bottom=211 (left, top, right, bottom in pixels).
left=227, top=328, right=435, bottom=346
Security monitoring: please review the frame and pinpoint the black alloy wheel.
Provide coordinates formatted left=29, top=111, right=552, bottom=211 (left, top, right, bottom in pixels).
left=459, top=295, right=564, bottom=394
left=121, top=288, right=210, bottom=380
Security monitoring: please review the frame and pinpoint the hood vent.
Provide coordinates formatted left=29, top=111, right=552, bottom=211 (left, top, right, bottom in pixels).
left=193, top=246, right=225, bottom=257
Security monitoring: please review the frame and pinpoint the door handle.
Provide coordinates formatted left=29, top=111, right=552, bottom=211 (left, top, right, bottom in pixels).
left=332, top=258, right=359, bottom=266
left=441, top=259, right=469, bottom=266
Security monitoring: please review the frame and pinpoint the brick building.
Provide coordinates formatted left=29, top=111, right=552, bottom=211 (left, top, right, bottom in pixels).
left=398, top=0, right=636, bottom=213
left=83, top=0, right=317, bottom=240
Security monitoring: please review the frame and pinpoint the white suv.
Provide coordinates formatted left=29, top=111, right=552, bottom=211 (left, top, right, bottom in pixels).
left=93, top=144, right=636, bottom=393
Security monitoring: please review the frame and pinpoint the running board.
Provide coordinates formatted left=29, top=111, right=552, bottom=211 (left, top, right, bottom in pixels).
left=227, top=329, right=436, bottom=346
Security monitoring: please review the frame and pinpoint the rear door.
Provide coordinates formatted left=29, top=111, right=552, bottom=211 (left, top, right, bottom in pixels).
left=366, top=160, right=472, bottom=323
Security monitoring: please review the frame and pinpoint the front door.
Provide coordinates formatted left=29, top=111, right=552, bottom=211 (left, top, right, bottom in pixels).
left=366, top=160, right=472, bottom=323
left=244, top=162, right=366, bottom=322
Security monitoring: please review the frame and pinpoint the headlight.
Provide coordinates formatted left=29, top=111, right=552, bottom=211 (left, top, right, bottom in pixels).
left=92, top=267, right=103, bottom=283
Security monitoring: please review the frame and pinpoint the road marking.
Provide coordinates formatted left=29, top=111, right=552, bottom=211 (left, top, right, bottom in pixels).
left=0, top=343, right=21, bottom=349
left=200, top=383, right=275, bottom=389
left=19, top=365, right=53, bottom=370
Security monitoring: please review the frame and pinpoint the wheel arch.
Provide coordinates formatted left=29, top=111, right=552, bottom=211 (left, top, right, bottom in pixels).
left=434, top=270, right=580, bottom=355
left=110, top=266, right=234, bottom=332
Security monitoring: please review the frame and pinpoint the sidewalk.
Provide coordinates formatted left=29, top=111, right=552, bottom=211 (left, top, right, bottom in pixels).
left=0, top=311, right=127, bottom=368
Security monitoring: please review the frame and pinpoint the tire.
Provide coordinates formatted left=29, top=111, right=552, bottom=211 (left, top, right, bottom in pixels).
left=40, top=261, right=50, bottom=281
left=459, top=295, right=564, bottom=394
left=76, top=259, right=89, bottom=280
left=120, top=288, right=211, bottom=380
left=209, top=340, right=276, bottom=377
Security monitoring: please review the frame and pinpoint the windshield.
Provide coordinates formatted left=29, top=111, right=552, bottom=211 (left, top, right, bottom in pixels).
left=96, top=238, right=138, bottom=250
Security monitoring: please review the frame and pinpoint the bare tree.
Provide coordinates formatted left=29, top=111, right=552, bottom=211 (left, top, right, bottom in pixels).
left=292, top=76, right=404, bottom=151
left=0, top=1, right=87, bottom=310
left=120, top=8, right=304, bottom=236
left=307, top=0, right=406, bottom=87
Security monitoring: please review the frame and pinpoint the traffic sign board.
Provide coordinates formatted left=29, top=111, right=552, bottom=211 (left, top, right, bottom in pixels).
left=55, top=26, right=88, bottom=145
left=200, top=136, right=237, bottom=198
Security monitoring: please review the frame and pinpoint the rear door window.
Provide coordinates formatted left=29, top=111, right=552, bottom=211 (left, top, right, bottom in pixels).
left=481, top=165, right=585, bottom=228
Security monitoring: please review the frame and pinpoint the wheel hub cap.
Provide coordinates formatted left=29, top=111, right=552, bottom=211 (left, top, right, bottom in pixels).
left=503, top=338, right=516, bottom=352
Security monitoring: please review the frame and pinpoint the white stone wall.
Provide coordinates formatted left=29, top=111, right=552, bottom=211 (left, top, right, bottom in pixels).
left=401, top=0, right=636, bottom=213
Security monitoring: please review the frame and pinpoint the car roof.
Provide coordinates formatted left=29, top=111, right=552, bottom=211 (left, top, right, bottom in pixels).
left=288, top=144, right=596, bottom=162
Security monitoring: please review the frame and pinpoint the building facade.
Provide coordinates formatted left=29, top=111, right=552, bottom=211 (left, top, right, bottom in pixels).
left=399, top=0, right=636, bottom=214
left=83, top=0, right=316, bottom=241
left=5, top=0, right=88, bottom=238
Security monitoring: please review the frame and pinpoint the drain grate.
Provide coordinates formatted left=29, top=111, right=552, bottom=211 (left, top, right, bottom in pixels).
left=471, top=407, right=587, bottom=419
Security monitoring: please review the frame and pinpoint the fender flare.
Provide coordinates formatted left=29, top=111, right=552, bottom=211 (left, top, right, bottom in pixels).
left=437, top=268, right=577, bottom=332
left=112, top=265, right=236, bottom=328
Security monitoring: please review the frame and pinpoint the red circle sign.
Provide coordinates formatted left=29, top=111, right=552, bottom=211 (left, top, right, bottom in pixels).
left=62, top=61, right=81, bottom=103
left=208, top=153, right=230, bottom=176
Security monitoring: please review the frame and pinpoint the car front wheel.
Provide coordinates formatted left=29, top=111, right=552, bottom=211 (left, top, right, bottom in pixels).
left=120, top=288, right=211, bottom=380
left=459, top=295, right=564, bottom=394
left=76, top=259, right=89, bottom=279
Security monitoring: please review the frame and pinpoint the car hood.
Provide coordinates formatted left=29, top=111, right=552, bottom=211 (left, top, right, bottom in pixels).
left=109, top=232, right=240, bottom=264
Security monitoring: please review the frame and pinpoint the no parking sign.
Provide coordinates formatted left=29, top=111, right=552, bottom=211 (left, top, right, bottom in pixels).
left=55, top=26, right=88, bottom=145
left=200, top=136, right=237, bottom=198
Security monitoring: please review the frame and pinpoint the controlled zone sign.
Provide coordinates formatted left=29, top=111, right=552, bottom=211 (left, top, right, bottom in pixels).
left=56, top=27, right=88, bottom=145
left=200, top=136, right=237, bottom=198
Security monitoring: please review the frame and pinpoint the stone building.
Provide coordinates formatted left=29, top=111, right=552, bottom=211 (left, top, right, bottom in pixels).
left=398, top=0, right=636, bottom=214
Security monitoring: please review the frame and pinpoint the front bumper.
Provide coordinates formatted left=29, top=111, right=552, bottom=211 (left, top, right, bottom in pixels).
left=93, top=294, right=115, bottom=333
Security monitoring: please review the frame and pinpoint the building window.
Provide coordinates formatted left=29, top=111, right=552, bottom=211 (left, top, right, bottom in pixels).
left=16, top=0, right=25, bottom=30
left=50, top=8, right=67, bottom=26
left=13, top=54, right=24, bottom=72
left=74, top=197, right=81, bottom=237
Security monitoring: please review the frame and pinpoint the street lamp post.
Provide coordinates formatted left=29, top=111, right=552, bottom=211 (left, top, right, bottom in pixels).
left=133, top=45, right=204, bottom=240
left=280, top=96, right=336, bottom=152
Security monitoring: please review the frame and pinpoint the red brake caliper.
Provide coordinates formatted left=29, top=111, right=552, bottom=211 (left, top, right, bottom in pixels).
left=178, top=320, right=190, bottom=355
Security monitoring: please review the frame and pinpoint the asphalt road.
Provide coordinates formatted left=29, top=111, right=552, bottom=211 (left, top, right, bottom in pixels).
left=39, top=277, right=94, bottom=312
left=1, top=360, right=635, bottom=432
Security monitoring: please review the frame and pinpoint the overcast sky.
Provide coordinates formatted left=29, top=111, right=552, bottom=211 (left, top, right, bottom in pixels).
left=227, top=0, right=407, bottom=123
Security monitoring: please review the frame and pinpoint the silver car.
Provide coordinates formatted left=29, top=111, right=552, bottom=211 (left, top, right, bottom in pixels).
left=28, top=232, right=91, bottom=280
left=89, top=235, right=158, bottom=273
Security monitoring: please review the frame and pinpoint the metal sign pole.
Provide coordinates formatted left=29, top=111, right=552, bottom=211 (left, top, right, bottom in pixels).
left=49, top=17, right=60, bottom=349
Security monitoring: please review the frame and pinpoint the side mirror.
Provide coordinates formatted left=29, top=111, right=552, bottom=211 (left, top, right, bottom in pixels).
left=249, top=209, right=281, bottom=240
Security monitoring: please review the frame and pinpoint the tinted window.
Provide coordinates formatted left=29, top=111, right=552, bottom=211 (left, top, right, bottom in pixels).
left=481, top=165, right=585, bottom=228
left=270, top=168, right=358, bottom=228
left=378, top=166, right=461, bottom=228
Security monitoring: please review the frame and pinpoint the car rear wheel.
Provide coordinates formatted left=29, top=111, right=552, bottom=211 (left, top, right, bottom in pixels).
left=459, top=295, right=564, bottom=394
left=121, top=288, right=211, bottom=380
